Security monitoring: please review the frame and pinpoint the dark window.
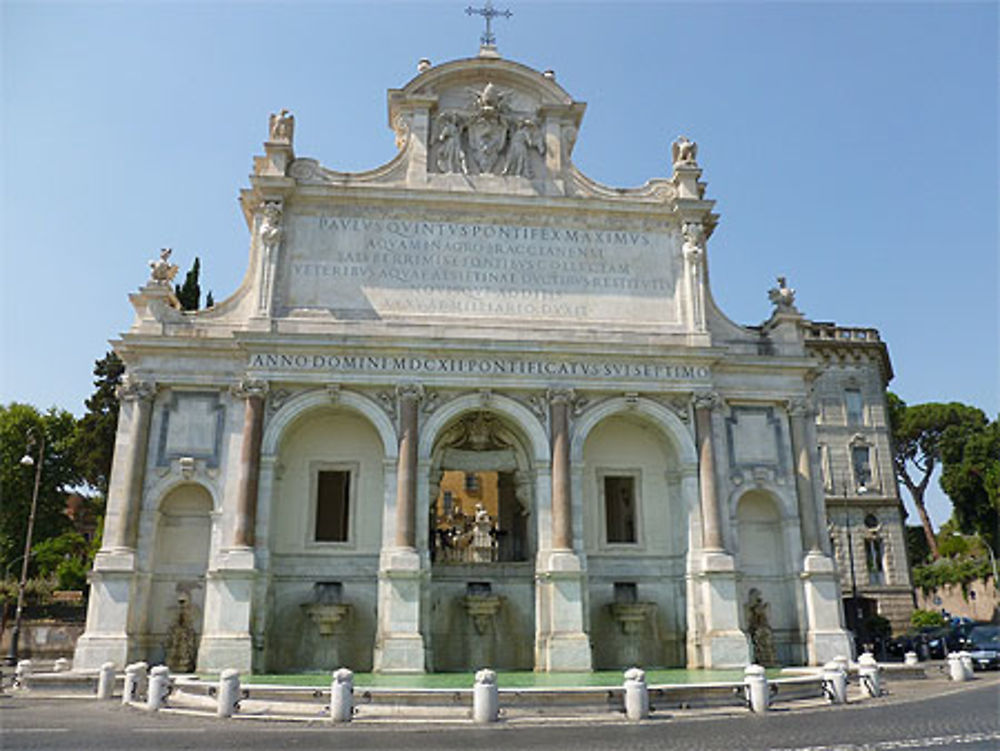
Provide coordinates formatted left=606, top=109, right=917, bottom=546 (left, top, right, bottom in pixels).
left=845, top=389, right=864, bottom=426
left=865, top=537, right=885, bottom=585
left=604, top=475, right=637, bottom=544
left=852, top=446, right=872, bottom=488
left=465, top=473, right=480, bottom=494
left=315, top=470, right=350, bottom=542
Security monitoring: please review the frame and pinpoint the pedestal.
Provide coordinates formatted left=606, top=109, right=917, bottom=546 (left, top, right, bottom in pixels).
left=694, top=551, right=750, bottom=668
left=801, top=552, right=854, bottom=664
left=534, top=550, right=593, bottom=672
left=196, top=548, right=255, bottom=673
left=373, top=548, right=426, bottom=673
left=73, top=550, right=137, bottom=670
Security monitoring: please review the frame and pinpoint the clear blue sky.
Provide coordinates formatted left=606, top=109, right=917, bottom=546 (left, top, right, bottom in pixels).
left=2, top=1, right=997, bottom=528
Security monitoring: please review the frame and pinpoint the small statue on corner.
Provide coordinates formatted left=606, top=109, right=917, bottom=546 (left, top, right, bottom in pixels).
left=768, top=275, right=799, bottom=313
left=268, top=108, right=295, bottom=144
left=672, top=135, right=698, bottom=169
left=148, top=248, right=179, bottom=286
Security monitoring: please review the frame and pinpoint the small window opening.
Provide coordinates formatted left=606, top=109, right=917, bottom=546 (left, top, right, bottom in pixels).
left=614, top=582, right=638, bottom=604
left=605, top=476, right=637, bottom=544
left=316, top=470, right=350, bottom=542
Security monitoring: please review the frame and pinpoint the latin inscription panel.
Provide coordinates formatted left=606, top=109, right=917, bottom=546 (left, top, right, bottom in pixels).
left=276, top=212, right=682, bottom=326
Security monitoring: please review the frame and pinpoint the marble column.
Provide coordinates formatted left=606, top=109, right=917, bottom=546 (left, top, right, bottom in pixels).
left=394, top=384, right=421, bottom=549
left=693, top=393, right=724, bottom=552
left=373, top=383, right=425, bottom=673
left=549, top=389, right=573, bottom=550
left=788, top=399, right=821, bottom=553
left=232, top=379, right=267, bottom=548
left=109, top=377, right=156, bottom=551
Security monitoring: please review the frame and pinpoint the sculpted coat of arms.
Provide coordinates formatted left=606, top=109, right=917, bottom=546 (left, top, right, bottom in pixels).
left=433, top=82, right=545, bottom=178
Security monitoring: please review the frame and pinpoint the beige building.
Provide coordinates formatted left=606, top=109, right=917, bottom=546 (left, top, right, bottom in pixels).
left=75, top=48, right=909, bottom=675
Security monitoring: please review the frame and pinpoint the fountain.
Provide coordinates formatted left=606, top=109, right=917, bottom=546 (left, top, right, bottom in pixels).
left=302, top=582, right=352, bottom=667
left=461, top=582, right=502, bottom=666
left=609, top=583, right=656, bottom=666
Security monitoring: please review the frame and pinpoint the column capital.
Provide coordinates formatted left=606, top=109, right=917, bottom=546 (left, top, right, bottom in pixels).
left=787, top=397, right=816, bottom=418
left=116, top=374, right=156, bottom=403
left=395, top=382, right=424, bottom=402
left=231, top=376, right=269, bottom=400
left=692, top=390, right=722, bottom=411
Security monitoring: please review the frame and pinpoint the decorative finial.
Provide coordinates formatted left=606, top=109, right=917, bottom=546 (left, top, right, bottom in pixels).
left=268, top=109, right=294, bottom=145
left=148, top=248, right=179, bottom=286
left=417, top=58, right=432, bottom=73
left=768, top=276, right=799, bottom=313
left=466, top=1, right=512, bottom=51
left=671, top=135, right=698, bottom=170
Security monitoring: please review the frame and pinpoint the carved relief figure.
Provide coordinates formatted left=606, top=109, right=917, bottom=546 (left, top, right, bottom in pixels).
left=148, top=248, right=179, bottom=286
left=435, top=112, right=467, bottom=173
left=467, top=83, right=510, bottom=173
left=258, top=202, right=283, bottom=314
left=746, top=588, right=777, bottom=666
left=268, top=109, right=295, bottom=144
left=768, top=275, right=798, bottom=313
left=503, top=118, right=544, bottom=178
left=672, top=135, right=698, bottom=169
left=682, top=222, right=706, bottom=330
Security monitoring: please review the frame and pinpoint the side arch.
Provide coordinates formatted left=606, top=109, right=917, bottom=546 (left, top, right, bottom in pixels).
left=570, top=396, right=697, bottom=470
left=261, top=388, right=398, bottom=459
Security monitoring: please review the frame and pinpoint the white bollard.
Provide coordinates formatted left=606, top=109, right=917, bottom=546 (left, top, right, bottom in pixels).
left=948, top=653, right=967, bottom=682
left=834, top=654, right=850, bottom=675
left=330, top=668, right=354, bottom=723
left=623, top=667, right=649, bottom=721
left=53, top=658, right=70, bottom=673
left=958, top=651, right=974, bottom=680
left=123, top=663, right=141, bottom=704
left=133, top=661, right=149, bottom=701
left=823, top=660, right=847, bottom=704
left=97, top=662, right=116, bottom=700
left=857, top=653, right=881, bottom=698
left=472, top=668, right=499, bottom=724
left=146, top=665, right=170, bottom=711
left=744, top=664, right=769, bottom=713
left=904, top=651, right=919, bottom=666
left=14, top=659, right=32, bottom=690
left=217, top=669, right=241, bottom=718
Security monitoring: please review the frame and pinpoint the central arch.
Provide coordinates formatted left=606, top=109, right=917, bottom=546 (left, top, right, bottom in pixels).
left=419, top=393, right=546, bottom=671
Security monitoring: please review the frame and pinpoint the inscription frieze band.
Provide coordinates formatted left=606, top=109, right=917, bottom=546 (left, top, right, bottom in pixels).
left=247, top=352, right=711, bottom=382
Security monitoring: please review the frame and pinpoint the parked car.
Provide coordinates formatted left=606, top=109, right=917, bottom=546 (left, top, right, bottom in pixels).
left=886, top=622, right=977, bottom=660
left=966, top=625, right=1000, bottom=671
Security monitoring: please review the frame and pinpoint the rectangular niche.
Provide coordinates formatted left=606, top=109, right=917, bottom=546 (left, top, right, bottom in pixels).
left=725, top=406, right=785, bottom=474
left=156, top=391, right=225, bottom=467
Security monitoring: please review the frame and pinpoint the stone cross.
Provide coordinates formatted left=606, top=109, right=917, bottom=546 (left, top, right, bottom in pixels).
left=466, top=1, right=512, bottom=48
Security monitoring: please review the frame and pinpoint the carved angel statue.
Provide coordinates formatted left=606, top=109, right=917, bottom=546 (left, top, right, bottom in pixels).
left=768, top=275, right=799, bottom=312
left=268, top=109, right=295, bottom=144
left=435, top=112, right=467, bottom=174
left=148, top=248, right=179, bottom=285
left=671, top=135, right=698, bottom=169
left=503, top=118, right=545, bottom=178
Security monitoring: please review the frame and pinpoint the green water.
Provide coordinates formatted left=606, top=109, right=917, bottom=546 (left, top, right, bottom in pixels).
left=229, top=668, right=782, bottom=689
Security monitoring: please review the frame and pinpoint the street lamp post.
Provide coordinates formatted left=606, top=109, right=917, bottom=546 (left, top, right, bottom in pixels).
left=4, top=431, right=45, bottom=666
left=842, top=473, right=867, bottom=652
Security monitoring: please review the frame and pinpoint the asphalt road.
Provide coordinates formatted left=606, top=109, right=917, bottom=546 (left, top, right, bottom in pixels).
left=2, top=679, right=998, bottom=751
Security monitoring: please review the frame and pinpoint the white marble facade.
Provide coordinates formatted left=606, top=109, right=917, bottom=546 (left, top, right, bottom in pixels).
left=72, top=51, right=899, bottom=675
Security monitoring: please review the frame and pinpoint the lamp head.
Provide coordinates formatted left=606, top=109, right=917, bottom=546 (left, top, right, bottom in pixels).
left=19, top=454, right=34, bottom=467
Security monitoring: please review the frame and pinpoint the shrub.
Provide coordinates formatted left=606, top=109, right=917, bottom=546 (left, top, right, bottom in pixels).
left=910, top=609, right=947, bottom=628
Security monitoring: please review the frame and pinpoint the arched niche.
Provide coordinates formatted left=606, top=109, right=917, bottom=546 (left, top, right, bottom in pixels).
left=147, top=483, right=213, bottom=666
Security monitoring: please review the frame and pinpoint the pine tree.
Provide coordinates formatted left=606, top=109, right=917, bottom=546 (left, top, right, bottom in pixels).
left=73, top=351, right=125, bottom=497
left=175, top=257, right=201, bottom=311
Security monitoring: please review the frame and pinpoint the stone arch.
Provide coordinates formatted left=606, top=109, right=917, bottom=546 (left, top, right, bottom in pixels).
left=418, top=393, right=548, bottom=464
left=570, top=397, right=697, bottom=471
left=262, top=388, right=397, bottom=459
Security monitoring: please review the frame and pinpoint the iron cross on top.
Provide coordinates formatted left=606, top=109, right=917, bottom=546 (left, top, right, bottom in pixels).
left=466, top=1, right=513, bottom=48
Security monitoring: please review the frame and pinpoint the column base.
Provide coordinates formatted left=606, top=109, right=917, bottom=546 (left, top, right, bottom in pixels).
left=196, top=635, right=253, bottom=673
left=373, top=547, right=426, bottom=674
left=73, top=549, right=138, bottom=670
left=807, top=630, right=855, bottom=665
left=534, top=549, right=593, bottom=673
left=801, top=552, right=854, bottom=664
left=689, top=550, right=750, bottom=668
left=73, top=635, right=130, bottom=672
left=196, top=549, right=256, bottom=674
left=701, top=630, right=751, bottom=669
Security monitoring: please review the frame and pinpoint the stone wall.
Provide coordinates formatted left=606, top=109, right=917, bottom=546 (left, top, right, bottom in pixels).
left=915, top=578, right=1000, bottom=623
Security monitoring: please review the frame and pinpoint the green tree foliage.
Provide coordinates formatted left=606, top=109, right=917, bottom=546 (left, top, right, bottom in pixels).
left=73, top=351, right=124, bottom=497
left=205, top=290, right=215, bottom=308
left=905, top=525, right=931, bottom=567
left=888, top=393, right=987, bottom=559
left=0, top=404, right=81, bottom=574
left=31, top=531, right=90, bottom=590
left=940, top=418, right=1000, bottom=553
left=910, top=609, right=947, bottom=628
left=175, top=256, right=201, bottom=311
